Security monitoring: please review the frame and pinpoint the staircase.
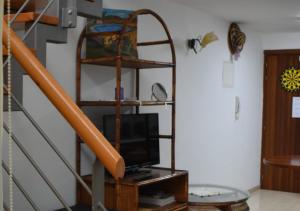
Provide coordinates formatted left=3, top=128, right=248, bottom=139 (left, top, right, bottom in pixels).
left=4, top=0, right=102, bottom=111
left=2, top=1, right=124, bottom=211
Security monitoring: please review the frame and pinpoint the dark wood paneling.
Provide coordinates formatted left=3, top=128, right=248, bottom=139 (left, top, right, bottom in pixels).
left=81, top=56, right=174, bottom=69
left=261, top=50, right=300, bottom=192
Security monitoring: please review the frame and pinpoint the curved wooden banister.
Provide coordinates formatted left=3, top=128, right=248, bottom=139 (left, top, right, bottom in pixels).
left=2, top=21, right=125, bottom=179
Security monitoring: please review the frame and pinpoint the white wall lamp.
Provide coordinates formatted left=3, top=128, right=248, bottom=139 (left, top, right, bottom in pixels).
left=187, top=32, right=218, bottom=54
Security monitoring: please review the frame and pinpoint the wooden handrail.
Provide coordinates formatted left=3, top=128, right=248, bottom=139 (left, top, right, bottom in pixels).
left=2, top=21, right=125, bottom=179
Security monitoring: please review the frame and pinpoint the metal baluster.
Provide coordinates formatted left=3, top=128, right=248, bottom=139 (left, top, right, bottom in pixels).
left=2, top=162, right=41, bottom=211
left=4, top=85, right=92, bottom=196
left=3, top=123, right=72, bottom=211
left=92, top=160, right=107, bottom=211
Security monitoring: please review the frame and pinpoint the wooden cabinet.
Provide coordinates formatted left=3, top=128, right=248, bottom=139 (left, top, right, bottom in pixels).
left=79, top=168, right=188, bottom=211
left=105, top=168, right=188, bottom=211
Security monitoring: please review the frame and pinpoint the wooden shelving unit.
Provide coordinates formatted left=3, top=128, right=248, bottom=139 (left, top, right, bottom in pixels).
left=76, top=9, right=182, bottom=210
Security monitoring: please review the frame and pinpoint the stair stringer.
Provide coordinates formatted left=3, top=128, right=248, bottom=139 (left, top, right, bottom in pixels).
left=3, top=23, right=68, bottom=111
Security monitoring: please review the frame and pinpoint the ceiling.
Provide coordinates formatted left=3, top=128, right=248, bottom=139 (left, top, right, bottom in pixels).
left=171, top=0, right=300, bottom=33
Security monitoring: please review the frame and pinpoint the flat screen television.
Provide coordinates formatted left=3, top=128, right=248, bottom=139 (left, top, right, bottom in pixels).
left=103, top=113, right=160, bottom=172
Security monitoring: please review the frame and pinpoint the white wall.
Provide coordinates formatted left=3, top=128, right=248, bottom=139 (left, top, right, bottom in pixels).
left=102, top=0, right=264, bottom=190
left=3, top=0, right=264, bottom=210
left=262, top=32, right=300, bottom=50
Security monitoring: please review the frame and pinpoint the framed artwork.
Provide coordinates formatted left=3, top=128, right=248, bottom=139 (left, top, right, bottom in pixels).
left=86, top=8, right=138, bottom=59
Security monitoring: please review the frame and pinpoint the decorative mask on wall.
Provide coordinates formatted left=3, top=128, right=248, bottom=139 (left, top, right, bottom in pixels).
left=228, top=23, right=246, bottom=60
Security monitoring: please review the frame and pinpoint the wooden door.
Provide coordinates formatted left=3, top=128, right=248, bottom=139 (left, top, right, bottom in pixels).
left=261, top=50, right=300, bottom=192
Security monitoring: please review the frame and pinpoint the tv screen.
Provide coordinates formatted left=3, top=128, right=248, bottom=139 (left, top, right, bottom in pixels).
left=103, top=113, right=160, bottom=171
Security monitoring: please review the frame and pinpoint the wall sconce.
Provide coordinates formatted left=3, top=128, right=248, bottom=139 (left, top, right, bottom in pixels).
left=187, top=32, right=218, bottom=54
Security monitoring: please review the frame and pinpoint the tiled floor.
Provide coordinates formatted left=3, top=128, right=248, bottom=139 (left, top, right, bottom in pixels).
left=248, top=189, right=300, bottom=211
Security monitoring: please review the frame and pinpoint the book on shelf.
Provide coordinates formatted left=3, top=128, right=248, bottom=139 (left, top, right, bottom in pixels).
left=139, top=191, right=175, bottom=207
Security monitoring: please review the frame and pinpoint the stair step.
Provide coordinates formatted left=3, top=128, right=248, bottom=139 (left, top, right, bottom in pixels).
left=77, top=0, right=103, bottom=19
left=5, top=0, right=35, bottom=12
left=5, top=12, right=59, bottom=26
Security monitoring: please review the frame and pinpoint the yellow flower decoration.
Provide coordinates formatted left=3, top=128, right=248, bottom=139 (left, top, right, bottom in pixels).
left=281, top=67, right=300, bottom=92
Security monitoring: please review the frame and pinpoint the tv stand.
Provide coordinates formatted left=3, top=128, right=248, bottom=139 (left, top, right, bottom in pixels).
left=105, top=167, right=188, bottom=211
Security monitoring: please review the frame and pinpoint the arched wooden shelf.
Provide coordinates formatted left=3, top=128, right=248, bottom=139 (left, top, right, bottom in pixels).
left=75, top=9, right=180, bottom=210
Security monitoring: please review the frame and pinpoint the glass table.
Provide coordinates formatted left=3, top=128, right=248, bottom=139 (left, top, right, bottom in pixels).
left=188, top=184, right=250, bottom=211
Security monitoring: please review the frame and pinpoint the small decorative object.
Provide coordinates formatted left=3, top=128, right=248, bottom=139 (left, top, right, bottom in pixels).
left=281, top=67, right=300, bottom=92
left=86, top=8, right=138, bottom=59
left=115, top=87, right=124, bottom=100
left=151, top=83, right=168, bottom=101
left=187, top=32, right=218, bottom=54
left=228, top=23, right=246, bottom=60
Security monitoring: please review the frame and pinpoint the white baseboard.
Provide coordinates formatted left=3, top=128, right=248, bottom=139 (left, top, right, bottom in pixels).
left=248, top=185, right=260, bottom=193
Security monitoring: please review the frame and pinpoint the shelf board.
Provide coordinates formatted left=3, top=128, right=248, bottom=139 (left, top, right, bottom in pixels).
left=81, top=56, right=174, bottom=69
left=79, top=100, right=174, bottom=107
left=104, top=167, right=188, bottom=186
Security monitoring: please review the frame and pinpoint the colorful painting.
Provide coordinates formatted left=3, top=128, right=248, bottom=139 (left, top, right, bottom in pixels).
left=86, top=8, right=138, bottom=59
